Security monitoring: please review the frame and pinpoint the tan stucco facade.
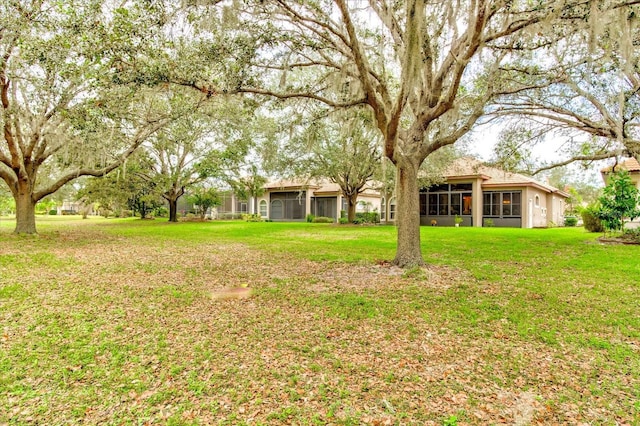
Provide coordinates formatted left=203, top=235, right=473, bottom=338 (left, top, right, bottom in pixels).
left=257, top=180, right=382, bottom=222
left=251, top=158, right=569, bottom=227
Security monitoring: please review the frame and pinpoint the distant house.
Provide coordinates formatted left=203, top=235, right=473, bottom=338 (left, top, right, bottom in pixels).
left=187, top=157, right=569, bottom=227
left=600, top=157, right=640, bottom=228
left=384, top=157, right=569, bottom=228
left=256, top=179, right=382, bottom=221
left=600, top=157, right=640, bottom=187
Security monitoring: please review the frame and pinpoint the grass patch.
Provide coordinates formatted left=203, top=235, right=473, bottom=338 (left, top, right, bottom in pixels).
left=0, top=217, right=639, bottom=424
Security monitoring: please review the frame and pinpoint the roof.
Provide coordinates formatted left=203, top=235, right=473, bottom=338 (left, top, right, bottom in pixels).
left=264, top=178, right=379, bottom=196
left=443, top=157, right=569, bottom=197
left=601, top=158, right=640, bottom=173
left=263, top=179, right=321, bottom=191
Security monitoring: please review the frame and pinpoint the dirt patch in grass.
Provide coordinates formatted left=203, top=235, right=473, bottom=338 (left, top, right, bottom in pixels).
left=597, top=236, right=640, bottom=245
left=1, top=227, right=638, bottom=425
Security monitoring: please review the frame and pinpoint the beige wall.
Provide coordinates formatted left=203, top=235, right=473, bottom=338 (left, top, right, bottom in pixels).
left=472, top=178, right=483, bottom=227
left=526, top=187, right=549, bottom=228
left=357, top=193, right=382, bottom=214
left=547, top=194, right=565, bottom=226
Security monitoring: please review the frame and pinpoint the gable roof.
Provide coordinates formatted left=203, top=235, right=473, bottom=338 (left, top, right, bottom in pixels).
left=601, top=157, right=640, bottom=173
left=443, top=157, right=569, bottom=197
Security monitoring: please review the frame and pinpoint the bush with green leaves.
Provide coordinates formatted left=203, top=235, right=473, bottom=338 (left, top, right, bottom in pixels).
left=306, top=214, right=315, bottom=223
left=581, top=205, right=604, bottom=233
left=354, top=212, right=380, bottom=224
left=597, top=170, right=640, bottom=233
left=338, top=217, right=349, bottom=224
left=154, top=206, right=169, bottom=218
left=219, top=213, right=243, bottom=220
left=312, top=216, right=334, bottom=223
left=242, top=213, right=263, bottom=222
left=564, top=216, right=578, bottom=227
left=621, top=228, right=640, bottom=243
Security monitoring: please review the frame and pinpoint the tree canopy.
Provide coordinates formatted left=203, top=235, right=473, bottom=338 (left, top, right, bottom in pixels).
left=5, top=0, right=640, bottom=266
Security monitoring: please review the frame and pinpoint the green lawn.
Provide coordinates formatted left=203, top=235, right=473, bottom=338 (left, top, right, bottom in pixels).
left=1, top=216, right=639, bottom=424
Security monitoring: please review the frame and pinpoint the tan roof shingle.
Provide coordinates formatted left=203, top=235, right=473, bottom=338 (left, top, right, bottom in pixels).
left=601, top=158, right=640, bottom=173
left=443, top=157, right=567, bottom=196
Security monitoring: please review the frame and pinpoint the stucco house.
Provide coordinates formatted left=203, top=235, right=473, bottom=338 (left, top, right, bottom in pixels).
left=381, top=157, right=569, bottom=228
left=255, top=179, right=382, bottom=221
left=214, top=157, right=568, bottom=227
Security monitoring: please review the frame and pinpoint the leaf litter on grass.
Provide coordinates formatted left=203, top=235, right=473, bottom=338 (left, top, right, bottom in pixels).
left=0, top=227, right=638, bottom=425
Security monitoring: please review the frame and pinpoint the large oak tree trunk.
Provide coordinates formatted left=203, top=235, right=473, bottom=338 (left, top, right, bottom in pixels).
left=14, top=190, right=37, bottom=234
left=168, top=198, right=178, bottom=222
left=347, top=194, right=358, bottom=222
left=393, top=156, right=424, bottom=267
left=165, top=188, right=184, bottom=223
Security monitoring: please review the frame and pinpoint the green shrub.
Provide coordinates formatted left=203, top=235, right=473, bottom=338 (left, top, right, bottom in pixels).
left=154, top=206, right=168, bottom=217
left=598, top=170, right=640, bottom=232
left=483, top=218, right=494, bottom=227
left=306, top=214, right=315, bottom=223
left=242, top=213, right=263, bottom=222
left=312, top=216, right=333, bottom=223
left=622, top=228, right=640, bottom=243
left=581, top=206, right=604, bottom=233
left=338, top=217, right=349, bottom=224
left=220, top=213, right=243, bottom=220
left=354, top=212, right=380, bottom=224
left=564, top=216, right=578, bottom=227
left=48, top=209, right=57, bottom=215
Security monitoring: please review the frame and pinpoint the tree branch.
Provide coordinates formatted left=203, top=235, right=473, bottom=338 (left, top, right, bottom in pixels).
left=532, top=151, right=621, bottom=175
left=32, top=119, right=168, bottom=202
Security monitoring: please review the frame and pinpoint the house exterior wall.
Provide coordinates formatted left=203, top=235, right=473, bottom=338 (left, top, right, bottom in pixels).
left=256, top=167, right=566, bottom=227
left=472, top=178, right=483, bottom=227
left=547, top=194, right=565, bottom=226
left=526, top=187, right=550, bottom=228
left=357, top=193, right=382, bottom=215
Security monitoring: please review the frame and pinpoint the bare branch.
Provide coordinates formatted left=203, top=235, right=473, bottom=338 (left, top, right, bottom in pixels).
left=532, top=152, right=622, bottom=175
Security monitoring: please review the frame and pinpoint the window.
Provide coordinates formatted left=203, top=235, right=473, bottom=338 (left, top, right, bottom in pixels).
left=450, top=193, right=461, bottom=215
left=271, top=199, right=283, bottom=219
left=423, top=184, right=473, bottom=216
left=419, top=193, right=427, bottom=215
left=429, top=184, right=449, bottom=192
left=428, top=194, right=438, bottom=215
left=313, top=197, right=336, bottom=218
left=259, top=200, right=267, bottom=217
left=270, top=192, right=306, bottom=219
left=438, top=193, right=449, bottom=215
left=462, top=194, right=472, bottom=215
left=235, top=199, right=248, bottom=213
left=483, top=191, right=522, bottom=218
left=492, top=193, right=500, bottom=216
left=451, top=183, right=472, bottom=191
left=389, top=198, right=397, bottom=220
left=535, top=195, right=540, bottom=207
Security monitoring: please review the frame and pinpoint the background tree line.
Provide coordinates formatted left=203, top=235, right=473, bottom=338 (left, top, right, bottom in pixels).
left=2, top=0, right=639, bottom=266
